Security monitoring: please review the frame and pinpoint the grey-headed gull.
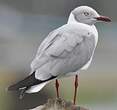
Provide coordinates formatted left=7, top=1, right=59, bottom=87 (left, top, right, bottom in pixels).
left=8, top=6, right=111, bottom=104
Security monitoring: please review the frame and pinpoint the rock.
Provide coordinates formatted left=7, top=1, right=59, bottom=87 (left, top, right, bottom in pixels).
left=30, top=98, right=89, bottom=110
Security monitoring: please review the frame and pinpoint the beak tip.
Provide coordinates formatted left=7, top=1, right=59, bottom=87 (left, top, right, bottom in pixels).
left=96, top=16, right=111, bottom=22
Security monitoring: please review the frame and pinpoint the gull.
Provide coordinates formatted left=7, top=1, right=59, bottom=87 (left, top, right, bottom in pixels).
left=8, top=6, right=111, bottom=104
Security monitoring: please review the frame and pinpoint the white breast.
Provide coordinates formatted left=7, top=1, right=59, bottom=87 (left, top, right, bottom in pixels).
left=81, top=25, right=98, bottom=70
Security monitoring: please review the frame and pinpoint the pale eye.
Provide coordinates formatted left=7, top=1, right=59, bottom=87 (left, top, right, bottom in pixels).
left=83, top=12, right=89, bottom=16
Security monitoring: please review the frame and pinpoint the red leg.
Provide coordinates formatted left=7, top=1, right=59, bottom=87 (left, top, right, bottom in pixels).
left=55, top=79, right=59, bottom=98
left=73, top=75, right=79, bottom=105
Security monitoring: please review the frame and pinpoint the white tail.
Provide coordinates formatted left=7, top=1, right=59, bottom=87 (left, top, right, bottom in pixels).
left=26, top=81, right=49, bottom=93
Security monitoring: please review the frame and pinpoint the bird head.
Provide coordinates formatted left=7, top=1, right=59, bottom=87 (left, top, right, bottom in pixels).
left=70, top=6, right=111, bottom=25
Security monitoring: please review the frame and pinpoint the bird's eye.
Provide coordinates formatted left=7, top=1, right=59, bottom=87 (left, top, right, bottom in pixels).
left=83, top=12, right=89, bottom=16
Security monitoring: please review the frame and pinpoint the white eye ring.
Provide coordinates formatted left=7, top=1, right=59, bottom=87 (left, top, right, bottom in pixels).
left=84, top=12, right=89, bottom=16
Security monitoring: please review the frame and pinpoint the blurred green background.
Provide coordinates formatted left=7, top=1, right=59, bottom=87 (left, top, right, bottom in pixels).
left=0, top=0, right=117, bottom=110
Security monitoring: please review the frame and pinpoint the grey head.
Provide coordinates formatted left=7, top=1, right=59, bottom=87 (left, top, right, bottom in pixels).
left=71, top=6, right=111, bottom=25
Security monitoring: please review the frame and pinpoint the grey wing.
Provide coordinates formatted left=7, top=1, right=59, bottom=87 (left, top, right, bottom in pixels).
left=31, top=27, right=95, bottom=80
left=30, top=29, right=83, bottom=79
left=35, top=30, right=57, bottom=57
left=31, top=29, right=60, bottom=71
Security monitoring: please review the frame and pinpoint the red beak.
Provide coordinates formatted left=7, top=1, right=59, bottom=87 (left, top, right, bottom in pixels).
left=96, top=16, right=111, bottom=22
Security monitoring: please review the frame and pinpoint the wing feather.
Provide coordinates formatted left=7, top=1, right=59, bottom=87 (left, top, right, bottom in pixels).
left=31, top=27, right=83, bottom=71
left=31, top=24, right=96, bottom=79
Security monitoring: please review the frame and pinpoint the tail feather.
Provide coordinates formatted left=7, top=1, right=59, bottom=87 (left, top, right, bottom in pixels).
left=8, top=72, right=57, bottom=91
left=19, top=87, right=27, bottom=99
left=26, top=81, right=49, bottom=93
left=8, top=72, right=57, bottom=99
left=8, top=72, right=40, bottom=91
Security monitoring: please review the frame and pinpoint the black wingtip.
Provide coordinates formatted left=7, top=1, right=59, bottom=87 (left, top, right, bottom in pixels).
left=7, top=72, right=36, bottom=91
left=7, top=72, right=57, bottom=92
left=7, top=85, right=13, bottom=91
left=7, top=84, right=19, bottom=91
left=7, top=86, right=26, bottom=100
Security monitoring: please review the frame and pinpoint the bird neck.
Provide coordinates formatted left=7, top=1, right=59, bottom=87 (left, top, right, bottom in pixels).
left=67, top=13, right=78, bottom=24
left=68, top=13, right=98, bottom=46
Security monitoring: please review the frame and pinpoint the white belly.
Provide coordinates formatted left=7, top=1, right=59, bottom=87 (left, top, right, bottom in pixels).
left=81, top=57, right=93, bottom=70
